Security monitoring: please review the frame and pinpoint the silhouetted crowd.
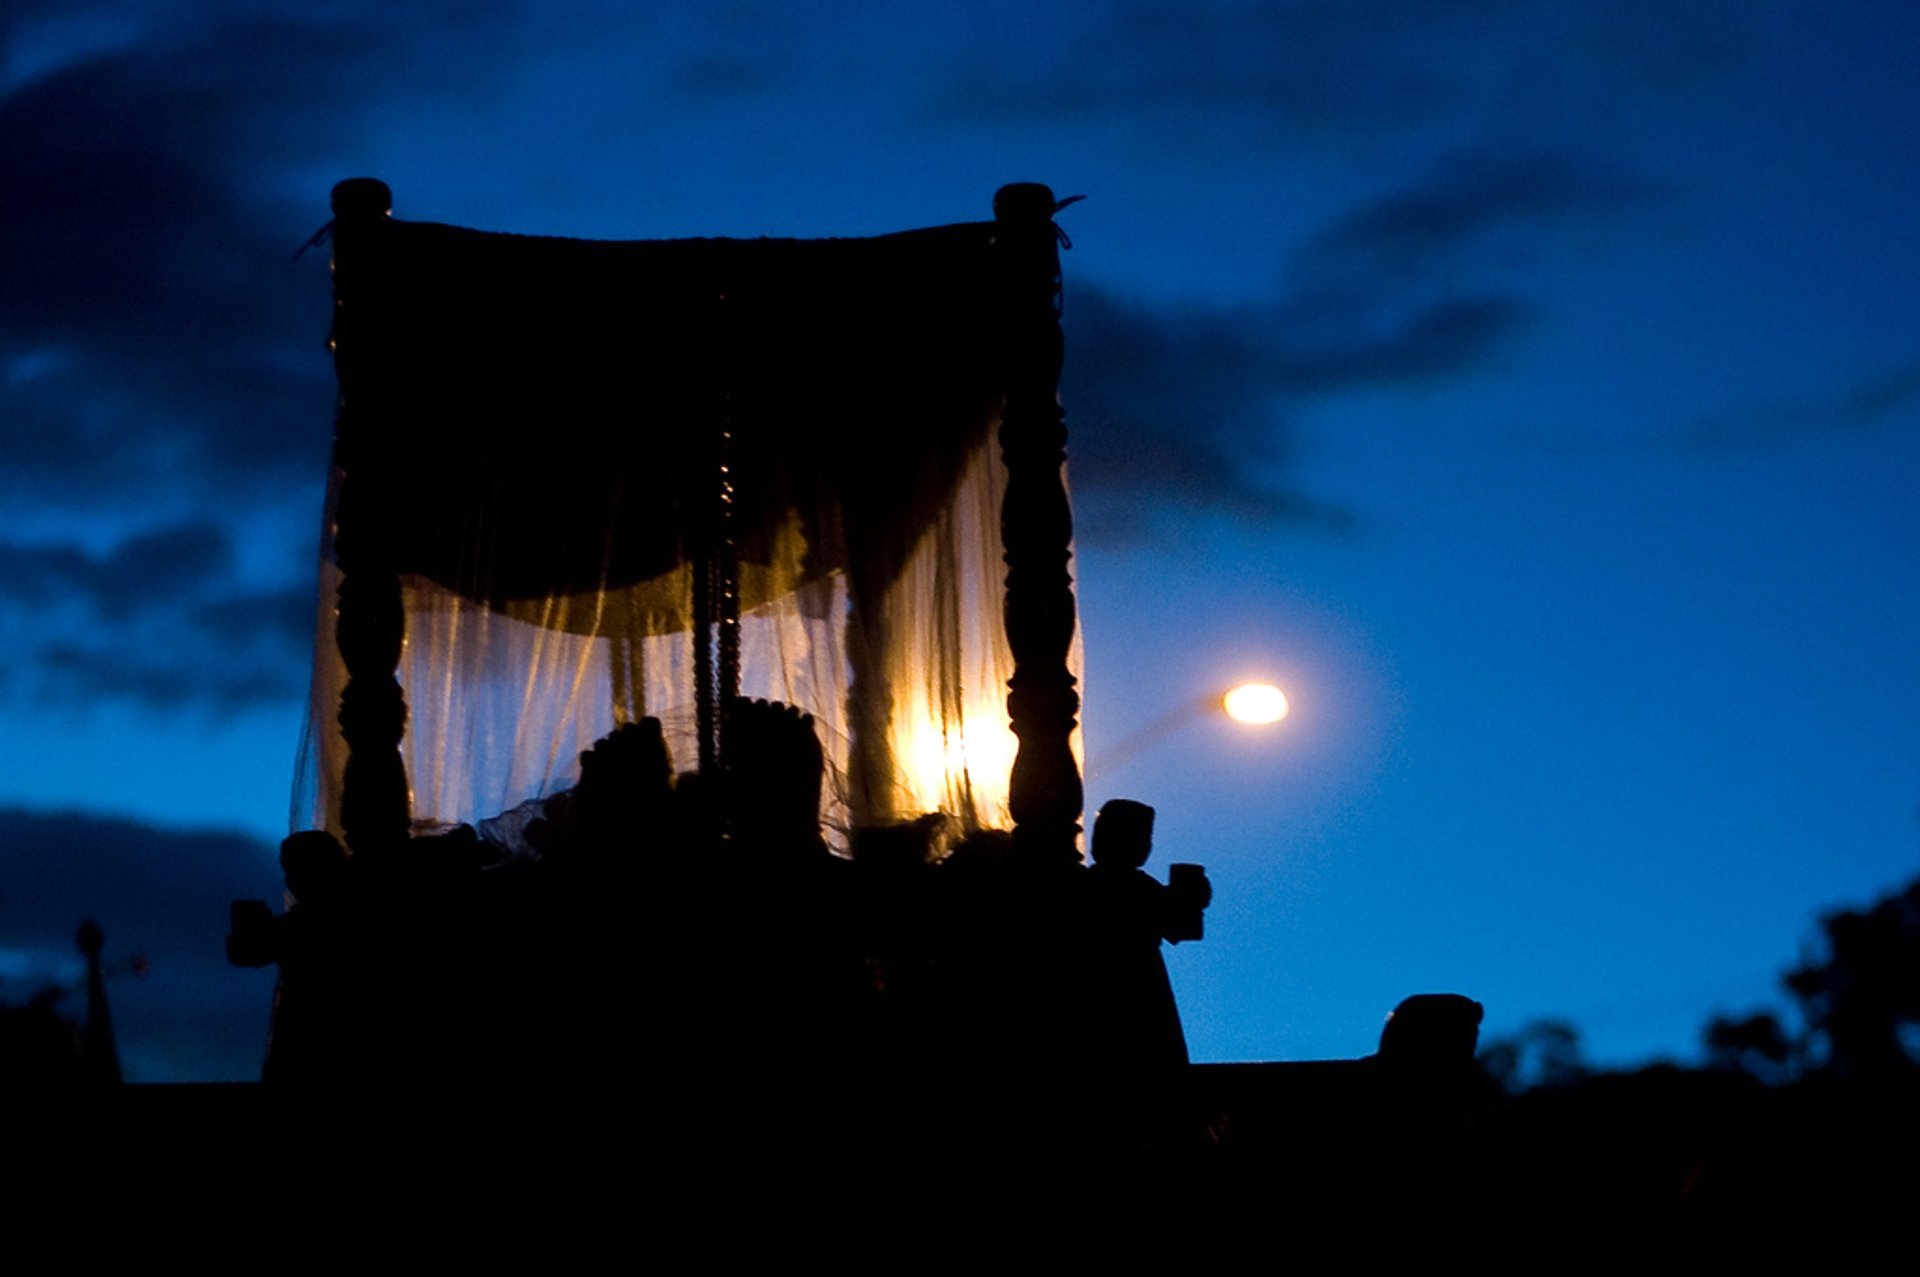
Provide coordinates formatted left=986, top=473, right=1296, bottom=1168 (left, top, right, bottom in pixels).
left=228, top=698, right=1211, bottom=1159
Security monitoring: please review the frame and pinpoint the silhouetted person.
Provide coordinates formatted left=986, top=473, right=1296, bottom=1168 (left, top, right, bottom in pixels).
left=717, top=699, right=867, bottom=1111
left=230, top=830, right=377, bottom=1087
left=725, top=697, right=828, bottom=857
left=570, top=718, right=675, bottom=860
left=555, top=719, right=676, bottom=1076
left=1084, top=801, right=1207, bottom=1066
left=926, top=827, right=1019, bottom=1063
left=1377, top=993, right=1484, bottom=1078
left=1080, top=799, right=1210, bottom=1155
left=75, top=919, right=122, bottom=1085
left=1366, top=993, right=1488, bottom=1210
left=849, top=814, right=950, bottom=1051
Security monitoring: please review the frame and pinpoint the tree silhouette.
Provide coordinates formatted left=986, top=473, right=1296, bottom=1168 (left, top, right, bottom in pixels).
left=1702, top=1011, right=1796, bottom=1085
left=1700, top=869, right=1920, bottom=1085
left=1479, top=1018, right=1586, bottom=1093
left=1783, top=878, right=1920, bottom=1079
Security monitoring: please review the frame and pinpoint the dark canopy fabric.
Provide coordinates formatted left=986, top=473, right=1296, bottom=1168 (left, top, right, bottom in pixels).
left=335, top=216, right=1007, bottom=626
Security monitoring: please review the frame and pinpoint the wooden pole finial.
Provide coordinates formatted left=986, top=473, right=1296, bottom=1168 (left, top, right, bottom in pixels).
left=993, top=183, right=1059, bottom=223
left=331, top=178, right=393, bottom=219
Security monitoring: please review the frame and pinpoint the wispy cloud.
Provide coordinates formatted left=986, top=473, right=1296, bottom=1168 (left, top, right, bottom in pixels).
left=1296, top=154, right=1654, bottom=284
left=0, top=2, right=537, bottom=505
left=1276, top=153, right=1656, bottom=356
left=32, top=642, right=305, bottom=714
left=0, top=523, right=229, bottom=618
left=1064, top=151, right=1652, bottom=534
left=0, top=522, right=311, bottom=712
left=934, top=0, right=1517, bottom=136
left=1063, top=287, right=1354, bottom=542
left=1686, top=360, right=1920, bottom=452
left=930, top=0, right=1768, bottom=148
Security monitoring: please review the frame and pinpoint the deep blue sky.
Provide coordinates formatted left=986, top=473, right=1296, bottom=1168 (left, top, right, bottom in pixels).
left=3, top=1, right=1917, bottom=1080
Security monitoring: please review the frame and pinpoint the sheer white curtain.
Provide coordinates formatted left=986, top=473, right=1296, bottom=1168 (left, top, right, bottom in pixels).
left=298, top=426, right=1073, bottom=848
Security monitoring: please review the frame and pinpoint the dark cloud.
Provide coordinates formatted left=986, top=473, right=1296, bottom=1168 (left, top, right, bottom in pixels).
left=0, top=521, right=311, bottom=713
left=195, top=584, right=315, bottom=653
left=1686, top=360, right=1920, bottom=452
left=934, top=0, right=1515, bottom=135
left=0, top=3, right=531, bottom=713
left=1061, top=158, right=1635, bottom=532
left=1275, top=155, right=1657, bottom=372
left=3, top=38, right=321, bottom=498
left=34, top=643, right=304, bottom=715
left=1065, top=285, right=1354, bottom=541
left=0, top=2, right=526, bottom=505
left=1270, top=296, right=1533, bottom=391
left=0, top=806, right=282, bottom=1081
left=930, top=0, right=1764, bottom=146
left=0, top=522, right=229, bottom=618
left=1299, top=154, right=1653, bottom=282
left=1060, top=286, right=1527, bottom=539
left=1272, top=153, right=1648, bottom=382
left=0, top=541, right=91, bottom=610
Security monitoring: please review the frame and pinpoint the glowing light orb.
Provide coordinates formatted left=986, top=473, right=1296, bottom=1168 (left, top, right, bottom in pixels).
left=1223, top=682, right=1289, bottom=725
left=902, top=718, right=1017, bottom=817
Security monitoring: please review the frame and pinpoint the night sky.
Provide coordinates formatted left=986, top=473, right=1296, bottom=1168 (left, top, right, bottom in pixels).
left=3, top=1, right=1917, bottom=1082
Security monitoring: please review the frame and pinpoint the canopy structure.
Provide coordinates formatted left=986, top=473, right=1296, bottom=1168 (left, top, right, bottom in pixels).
left=300, top=180, right=1085, bottom=859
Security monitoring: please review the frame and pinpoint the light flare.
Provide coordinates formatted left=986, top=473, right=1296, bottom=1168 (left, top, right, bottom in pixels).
left=901, top=717, right=1017, bottom=818
left=1223, top=682, right=1289, bottom=725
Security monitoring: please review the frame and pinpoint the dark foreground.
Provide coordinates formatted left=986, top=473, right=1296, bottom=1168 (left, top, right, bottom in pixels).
left=13, top=1060, right=1915, bottom=1254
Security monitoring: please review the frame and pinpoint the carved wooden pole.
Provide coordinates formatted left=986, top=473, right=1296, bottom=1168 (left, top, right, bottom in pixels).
left=692, top=525, right=717, bottom=776
left=993, top=183, right=1083, bottom=863
left=690, top=284, right=741, bottom=781
left=328, top=177, right=411, bottom=857
left=842, top=570, right=896, bottom=830
left=713, top=293, right=742, bottom=772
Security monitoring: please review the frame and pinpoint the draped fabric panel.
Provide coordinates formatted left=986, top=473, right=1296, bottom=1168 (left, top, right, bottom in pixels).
left=297, top=214, right=1077, bottom=846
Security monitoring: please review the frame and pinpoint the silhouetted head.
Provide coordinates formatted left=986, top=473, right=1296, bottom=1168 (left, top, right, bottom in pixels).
left=1091, top=799, right=1155, bottom=869
left=726, top=698, right=825, bottom=849
left=574, top=717, right=673, bottom=841
left=281, top=829, right=348, bottom=905
left=1378, top=993, right=1484, bottom=1074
